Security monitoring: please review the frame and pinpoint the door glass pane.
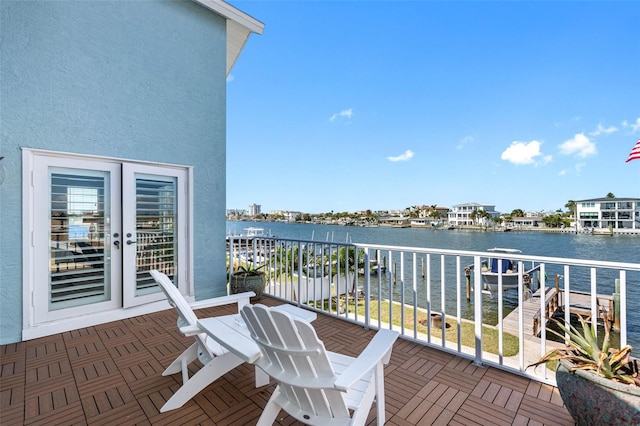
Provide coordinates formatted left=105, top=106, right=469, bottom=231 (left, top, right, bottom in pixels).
left=134, top=175, right=177, bottom=296
left=50, top=170, right=110, bottom=310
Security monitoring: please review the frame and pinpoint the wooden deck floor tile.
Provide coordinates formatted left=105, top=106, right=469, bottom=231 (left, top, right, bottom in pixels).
left=0, top=297, right=574, bottom=425
left=23, top=398, right=86, bottom=426
left=483, top=366, right=530, bottom=393
left=516, top=394, right=574, bottom=425
left=453, top=394, right=515, bottom=426
left=84, top=400, right=149, bottom=426
left=433, top=365, right=481, bottom=394
left=504, top=389, right=525, bottom=412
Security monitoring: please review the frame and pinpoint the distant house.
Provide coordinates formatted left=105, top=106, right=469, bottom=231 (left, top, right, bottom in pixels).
left=379, top=217, right=411, bottom=228
left=447, top=202, right=499, bottom=226
left=0, top=1, right=263, bottom=344
left=506, top=217, right=542, bottom=228
left=575, top=197, right=640, bottom=231
left=269, top=210, right=302, bottom=222
left=410, top=218, right=437, bottom=227
left=417, top=206, right=450, bottom=219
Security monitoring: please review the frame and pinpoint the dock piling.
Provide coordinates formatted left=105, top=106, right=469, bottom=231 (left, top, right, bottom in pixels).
left=465, top=267, right=471, bottom=301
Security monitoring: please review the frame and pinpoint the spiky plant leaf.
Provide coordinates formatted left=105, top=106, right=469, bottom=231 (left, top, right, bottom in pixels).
left=527, top=315, right=637, bottom=386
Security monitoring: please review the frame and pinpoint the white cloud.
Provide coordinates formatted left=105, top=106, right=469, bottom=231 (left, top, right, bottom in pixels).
left=590, top=123, right=617, bottom=136
left=226, top=74, right=235, bottom=83
left=500, top=140, right=550, bottom=166
left=387, top=150, right=414, bottom=162
left=329, top=108, right=354, bottom=122
left=558, top=169, right=567, bottom=176
left=456, top=135, right=474, bottom=150
left=558, top=133, right=597, bottom=157
left=622, top=117, right=640, bottom=133
left=575, top=162, right=587, bottom=174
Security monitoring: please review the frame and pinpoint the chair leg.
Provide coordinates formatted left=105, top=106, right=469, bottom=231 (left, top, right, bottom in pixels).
left=163, top=342, right=199, bottom=376
left=375, top=364, right=385, bottom=425
left=161, top=352, right=243, bottom=412
left=256, top=387, right=283, bottom=426
left=255, top=365, right=269, bottom=387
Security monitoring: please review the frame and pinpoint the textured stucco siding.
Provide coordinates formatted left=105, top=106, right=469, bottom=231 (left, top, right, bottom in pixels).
left=0, top=0, right=229, bottom=343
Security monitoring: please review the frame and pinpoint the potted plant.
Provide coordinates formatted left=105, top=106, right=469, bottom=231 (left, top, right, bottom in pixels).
left=230, top=263, right=266, bottom=301
left=528, top=315, right=639, bottom=425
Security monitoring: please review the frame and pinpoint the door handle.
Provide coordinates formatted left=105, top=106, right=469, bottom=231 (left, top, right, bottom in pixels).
left=126, top=240, right=137, bottom=245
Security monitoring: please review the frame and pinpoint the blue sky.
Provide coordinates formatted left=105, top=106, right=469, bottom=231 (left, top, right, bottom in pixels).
left=226, top=1, right=640, bottom=215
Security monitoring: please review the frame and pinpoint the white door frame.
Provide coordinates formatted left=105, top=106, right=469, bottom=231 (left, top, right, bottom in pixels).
left=22, top=149, right=194, bottom=339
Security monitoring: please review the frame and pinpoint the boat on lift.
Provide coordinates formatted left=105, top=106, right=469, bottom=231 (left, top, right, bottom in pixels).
left=479, top=248, right=540, bottom=294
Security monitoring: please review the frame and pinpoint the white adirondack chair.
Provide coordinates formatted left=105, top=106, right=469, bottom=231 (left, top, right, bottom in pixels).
left=240, top=303, right=399, bottom=426
left=150, top=270, right=266, bottom=412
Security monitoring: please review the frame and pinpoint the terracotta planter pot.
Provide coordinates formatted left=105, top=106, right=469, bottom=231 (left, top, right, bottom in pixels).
left=230, top=273, right=265, bottom=301
left=556, top=358, right=640, bottom=425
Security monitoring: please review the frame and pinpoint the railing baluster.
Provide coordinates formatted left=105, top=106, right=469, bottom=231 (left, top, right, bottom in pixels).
left=230, top=235, right=638, bottom=385
left=455, top=256, right=462, bottom=352
left=440, top=254, right=446, bottom=347
left=473, top=255, right=483, bottom=366
left=620, top=270, right=627, bottom=347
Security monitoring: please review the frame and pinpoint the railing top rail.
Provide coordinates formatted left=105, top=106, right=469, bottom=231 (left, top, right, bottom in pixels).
left=352, top=242, right=640, bottom=271
left=227, top=235, right=357, bottom=246
left=228, top=234, right=640, bottom=271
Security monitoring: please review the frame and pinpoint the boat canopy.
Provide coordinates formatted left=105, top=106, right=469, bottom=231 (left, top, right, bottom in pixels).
left=486, top=247, right=522, bottom=254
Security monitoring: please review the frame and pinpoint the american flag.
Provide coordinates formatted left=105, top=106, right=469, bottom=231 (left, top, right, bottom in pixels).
left=627, top=140, right=640, bottom=163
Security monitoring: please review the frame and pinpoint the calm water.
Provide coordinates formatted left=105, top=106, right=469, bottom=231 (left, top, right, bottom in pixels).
left=228, top=221, right=640, bottom=347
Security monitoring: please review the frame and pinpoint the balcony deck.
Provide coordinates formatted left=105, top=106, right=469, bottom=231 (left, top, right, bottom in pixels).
left=1, top=296, right=574, bottom=426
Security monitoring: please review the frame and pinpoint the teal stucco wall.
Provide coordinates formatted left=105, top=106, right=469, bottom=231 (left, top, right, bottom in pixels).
left=0, top=0, right=229, bottom=344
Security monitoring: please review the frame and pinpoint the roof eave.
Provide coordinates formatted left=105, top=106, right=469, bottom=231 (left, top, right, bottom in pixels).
left=192, top=0, right=264, bottom=75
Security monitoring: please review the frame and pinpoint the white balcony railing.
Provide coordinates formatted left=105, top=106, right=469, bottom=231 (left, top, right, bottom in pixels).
left=227, top=235, right=640, bottom=385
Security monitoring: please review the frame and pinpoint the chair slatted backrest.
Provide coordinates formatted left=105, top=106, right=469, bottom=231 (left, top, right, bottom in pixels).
left=241, top=304, right=350, bottom=420
left=150, top=270, right=219, bottom=356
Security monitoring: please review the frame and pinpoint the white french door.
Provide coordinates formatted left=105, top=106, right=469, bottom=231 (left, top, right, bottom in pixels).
left=29, top=152, right=189, bottom=324
left=122, top=163, right=187, bottom=307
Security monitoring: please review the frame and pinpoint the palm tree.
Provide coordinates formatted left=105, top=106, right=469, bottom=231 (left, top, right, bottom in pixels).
left=469, top=209, right=478, bottom=225
left=504, top=215, right=513, bottom=227
left=511, top=208, right=525, bottom=218
left=409, top=206, right=419, bottom=218
left=606, top=192, right=615, bottom=198
left=564, top=200, right=576, bottom=218
left=428, top=206, right=441, bottom=221
left=477, top=209, right=491, bottom=227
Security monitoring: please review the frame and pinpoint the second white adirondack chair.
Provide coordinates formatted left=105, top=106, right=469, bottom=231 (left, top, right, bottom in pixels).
left=150, top=270, right=266, bottom=412
left=240, top=303, right=399, bottom=426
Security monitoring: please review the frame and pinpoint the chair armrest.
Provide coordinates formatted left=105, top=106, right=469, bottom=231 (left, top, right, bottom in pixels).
left=189, top=292, right=255, bottom=310
left=178, top=324, right=203, bottom=336
left=334, top=328, right=399, bottom=391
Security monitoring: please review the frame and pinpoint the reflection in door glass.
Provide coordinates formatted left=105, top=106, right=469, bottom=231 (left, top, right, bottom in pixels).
left=135, top=176, right=177, bottom=295
left=49, top=171, right=110, bottom=310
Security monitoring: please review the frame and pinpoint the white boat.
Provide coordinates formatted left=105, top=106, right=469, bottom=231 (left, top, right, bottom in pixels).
left=227, top=227, right=275, bottom=266
left=592, top=227, right=613, bottom=236
left=480, top=248, right=539, bottom=294
left=244, top=227, right=268, bottom=237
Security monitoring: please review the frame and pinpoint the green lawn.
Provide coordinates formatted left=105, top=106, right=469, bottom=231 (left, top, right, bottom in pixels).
left=349, top=299, right=520, bottom=357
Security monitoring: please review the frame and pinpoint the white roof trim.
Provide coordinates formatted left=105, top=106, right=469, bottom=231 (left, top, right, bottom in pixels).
left=192, top=0, right=264, bottom=75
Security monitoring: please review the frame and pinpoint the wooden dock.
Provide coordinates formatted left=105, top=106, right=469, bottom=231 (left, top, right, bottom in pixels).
left=502, top=287, right=614, bottom=338
left=502, top=287, right=558, bottom=337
